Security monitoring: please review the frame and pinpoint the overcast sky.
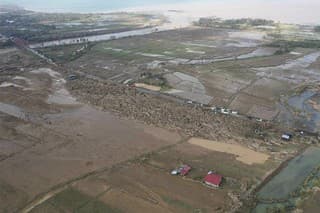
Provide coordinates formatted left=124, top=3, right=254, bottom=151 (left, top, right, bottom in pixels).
left=2, top=0, right=320, bottom=24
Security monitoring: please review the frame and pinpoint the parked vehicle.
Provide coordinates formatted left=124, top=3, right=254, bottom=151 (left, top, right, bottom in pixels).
left=67, top=74, right=78, bottom=81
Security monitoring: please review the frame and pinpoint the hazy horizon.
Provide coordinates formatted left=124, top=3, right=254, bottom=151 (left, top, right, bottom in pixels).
left=1, top=0, right=320, bottom=25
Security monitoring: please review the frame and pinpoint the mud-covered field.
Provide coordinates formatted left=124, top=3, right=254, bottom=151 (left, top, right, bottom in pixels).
left=1, top=8, right=320, bottom=213
left=0, top=47, right=310, bottom=213
left=35, top=24, right=320, bottom=133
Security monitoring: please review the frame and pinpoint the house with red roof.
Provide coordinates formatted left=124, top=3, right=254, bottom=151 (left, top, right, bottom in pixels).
left=204, top=171, right=223, bottom=188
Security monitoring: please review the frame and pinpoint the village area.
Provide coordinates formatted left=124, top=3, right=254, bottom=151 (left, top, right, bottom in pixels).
left=1, top=5, right=320, bottom=213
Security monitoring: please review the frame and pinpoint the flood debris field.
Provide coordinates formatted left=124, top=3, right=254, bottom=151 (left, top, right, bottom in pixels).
left=0, top=50, right=188, bottom=212
left=0, top=38, right=308, bottom=213
left=1, top=7, right=320, bottom=213
left=34, top=19, right=320, bottom=133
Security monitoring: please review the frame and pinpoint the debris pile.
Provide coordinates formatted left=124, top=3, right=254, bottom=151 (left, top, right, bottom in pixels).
left=68, top=78, right=274, bottom=140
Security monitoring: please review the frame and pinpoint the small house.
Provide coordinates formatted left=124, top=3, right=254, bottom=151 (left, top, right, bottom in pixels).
left=204, top=171, right=223, bottom=188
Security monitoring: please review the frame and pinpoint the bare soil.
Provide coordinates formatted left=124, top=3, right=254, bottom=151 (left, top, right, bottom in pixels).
left=134, top=83, right=161, bottom=91
left=188, top=138, right=270, bottom=165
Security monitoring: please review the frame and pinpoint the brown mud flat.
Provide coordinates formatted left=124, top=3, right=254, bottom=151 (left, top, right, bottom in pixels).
left=1, top=22, right=316, bottom=212
left=0, top=65, right=181, bottom=213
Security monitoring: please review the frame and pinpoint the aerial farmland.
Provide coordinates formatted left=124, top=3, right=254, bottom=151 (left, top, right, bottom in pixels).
left=0, top=3, right=320, bottom=213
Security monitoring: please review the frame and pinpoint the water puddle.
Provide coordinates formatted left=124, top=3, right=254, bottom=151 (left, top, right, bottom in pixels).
left=164, top=72, right=213, bottom=104
left=13, top=76, right=33, bottom=86
left=185, top=48, right=206, bottom=54
left=228, top=31, right=266, bottom=40
left=30, top=68, right=61, bottom=79
left=47, top=87, right=78, bottom=105
left=277, top=51, right=320, bottom=70
left=257, top=51, right=320, bottom=71
left=255, top=51, right=320, bottom=84
left=277, top=89, right=320, bottom=133
left=29, top=22, right=179, bottom=49
left=237, top=47, right=277, bottom=59
left=181, top=42, right=217, bottom=48
left=0, top=82, right=24, bottom=89
left=226, top=40, right=259, bottom=48
left=135, top=52, right=173, bottom=60
left=286, top=90, right=320, bottom=132
left=30, top=68, right=78, bottom=105
left=0, top=102, right=27, bottom=120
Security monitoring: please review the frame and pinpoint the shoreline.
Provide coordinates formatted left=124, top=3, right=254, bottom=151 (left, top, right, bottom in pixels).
left=2, top=1, right=320, bottom=25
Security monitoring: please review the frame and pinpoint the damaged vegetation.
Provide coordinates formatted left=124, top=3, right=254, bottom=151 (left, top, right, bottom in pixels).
left=1, top=5, right=320, bottom=213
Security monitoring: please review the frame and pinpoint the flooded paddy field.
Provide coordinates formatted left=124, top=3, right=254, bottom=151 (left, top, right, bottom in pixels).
left=37, top=27, right=282, bottom=106
left=0, top=47, right=297, bottom=213
left=35, top=23, right=320, bottom=130
left=5, top=38, right=312, bottom=212
left=254, top=146, right=320, bottom=212
left=0, top=10, right=165, bottom=44
left=277, top=89, right=320, bottom=133
left=2, top=8, right=320, bottom=212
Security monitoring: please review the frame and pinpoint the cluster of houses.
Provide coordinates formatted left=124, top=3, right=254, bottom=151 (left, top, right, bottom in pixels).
left=171, top=165, right=223, bottom=188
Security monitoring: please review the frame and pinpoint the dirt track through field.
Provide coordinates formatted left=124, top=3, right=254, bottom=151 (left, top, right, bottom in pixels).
left=188, top=138, right=269, bottom=165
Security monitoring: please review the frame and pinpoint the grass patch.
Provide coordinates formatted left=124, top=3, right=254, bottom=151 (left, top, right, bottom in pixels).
left=43, top=187, right=121, bottom=213
left=37, top=43, right=94, bottom=63
left=78, top=200, right=123, bottom=213
left=162, top=196, right=194, bottom=211
left=49, top=187, right=91, bottom=211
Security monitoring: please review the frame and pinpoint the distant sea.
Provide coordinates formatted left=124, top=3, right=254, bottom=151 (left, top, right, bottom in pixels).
left=2, top=0, right=320, bottom=25
left=1, top=0, right=201, bottom=13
